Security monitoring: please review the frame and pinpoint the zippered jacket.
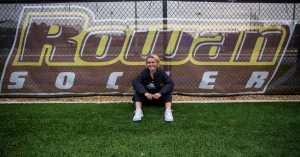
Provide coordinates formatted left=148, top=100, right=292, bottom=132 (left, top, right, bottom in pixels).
left=132, top=68, right=174, bottom=95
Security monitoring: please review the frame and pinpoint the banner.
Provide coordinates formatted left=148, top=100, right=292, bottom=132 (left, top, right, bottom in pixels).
left=0, top=6, right=298, bottom=96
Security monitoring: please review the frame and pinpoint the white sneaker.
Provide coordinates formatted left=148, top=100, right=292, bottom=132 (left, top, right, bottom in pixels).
left=164, top=109, right=173, bottom=122
left=133, top=109, right=143, bottom=121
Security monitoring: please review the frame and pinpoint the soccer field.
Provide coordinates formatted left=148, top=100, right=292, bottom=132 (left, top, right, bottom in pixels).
left=1, top=102, right=300, bottom=157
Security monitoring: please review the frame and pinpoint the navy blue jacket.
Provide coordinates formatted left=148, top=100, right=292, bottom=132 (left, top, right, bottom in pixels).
left=132, top=68, right=174, bottom=95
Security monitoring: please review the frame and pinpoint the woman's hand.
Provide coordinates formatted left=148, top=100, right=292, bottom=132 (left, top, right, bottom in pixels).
left=144, top=92, right=153, bottom=100
left=153, top=93, right=161, bottom=99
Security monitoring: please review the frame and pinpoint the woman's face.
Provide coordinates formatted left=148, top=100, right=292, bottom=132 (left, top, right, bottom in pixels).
left=146, top=57, right=158, bottom=72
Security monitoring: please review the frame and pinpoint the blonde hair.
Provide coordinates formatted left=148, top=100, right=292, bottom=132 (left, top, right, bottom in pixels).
left=145, top=54, right=160, bottom=68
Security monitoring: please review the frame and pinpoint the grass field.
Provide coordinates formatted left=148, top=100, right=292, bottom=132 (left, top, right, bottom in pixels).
left=1, top=102, right=300, bottom=157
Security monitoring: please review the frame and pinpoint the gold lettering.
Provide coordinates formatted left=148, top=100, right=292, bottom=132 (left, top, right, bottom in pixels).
left=12, top=8, right=290, bottom=67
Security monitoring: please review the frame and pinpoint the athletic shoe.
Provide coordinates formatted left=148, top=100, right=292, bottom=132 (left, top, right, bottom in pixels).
left=164, top=109, right=173, bottom=122
left=133, top=109, right=143, bottom=121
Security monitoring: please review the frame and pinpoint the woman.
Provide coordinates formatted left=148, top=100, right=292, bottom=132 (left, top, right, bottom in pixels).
left=132, top=54, right=175, bottom=122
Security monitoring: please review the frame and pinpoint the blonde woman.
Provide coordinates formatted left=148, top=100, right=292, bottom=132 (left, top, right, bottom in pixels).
left=132, top=54, right=175, bottom=122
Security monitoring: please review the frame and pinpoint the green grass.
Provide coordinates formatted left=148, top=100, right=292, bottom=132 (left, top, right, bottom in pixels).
left=1, top=102, right=300, bottom=157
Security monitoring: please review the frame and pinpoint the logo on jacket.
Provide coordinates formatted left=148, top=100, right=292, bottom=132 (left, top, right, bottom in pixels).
left=146, top=82, right=156, bottom=90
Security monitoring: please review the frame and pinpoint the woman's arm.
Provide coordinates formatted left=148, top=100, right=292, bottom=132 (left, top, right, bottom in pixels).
left=159, top=71, right=175, bottom=96
left=132, top=70, right=147, bottom=95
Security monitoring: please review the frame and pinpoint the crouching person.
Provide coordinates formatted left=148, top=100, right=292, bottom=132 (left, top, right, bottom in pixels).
left=132, top=54, right=175, bottom=122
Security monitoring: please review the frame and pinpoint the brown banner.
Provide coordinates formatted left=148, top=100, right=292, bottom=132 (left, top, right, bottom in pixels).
left=0, top=6, right=297, bottom=96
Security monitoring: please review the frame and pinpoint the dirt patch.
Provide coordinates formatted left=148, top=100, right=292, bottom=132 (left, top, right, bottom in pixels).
left=1, top=95, right=300, bottom=103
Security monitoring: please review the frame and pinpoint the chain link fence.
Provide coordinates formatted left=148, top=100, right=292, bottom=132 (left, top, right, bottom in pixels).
left=0, top=1, right=299, bottom=97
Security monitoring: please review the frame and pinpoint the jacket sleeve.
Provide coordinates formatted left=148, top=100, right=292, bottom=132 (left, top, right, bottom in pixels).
left=159, top=71, right=174, bottom=96
left=132, top=71, right=147, bottom=95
